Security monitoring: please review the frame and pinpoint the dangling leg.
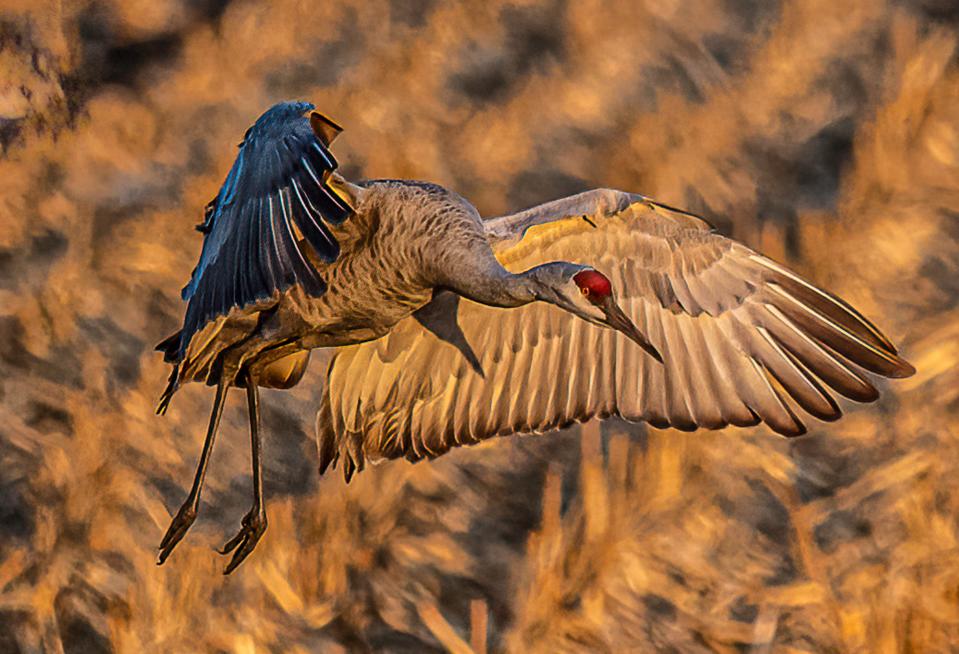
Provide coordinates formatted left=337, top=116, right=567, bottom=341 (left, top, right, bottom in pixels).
left=158, top=376, right=230, bottom=564
left=219, top=368, right=268, bottom=574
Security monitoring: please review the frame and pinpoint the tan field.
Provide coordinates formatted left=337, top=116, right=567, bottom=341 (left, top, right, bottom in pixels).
left=0, top=0, right=957, bottom=651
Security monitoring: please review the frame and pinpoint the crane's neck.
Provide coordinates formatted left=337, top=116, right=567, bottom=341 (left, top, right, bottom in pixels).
left=442, top=256, right=538, bottom=308
left=440, top=256, right=584, bottom=310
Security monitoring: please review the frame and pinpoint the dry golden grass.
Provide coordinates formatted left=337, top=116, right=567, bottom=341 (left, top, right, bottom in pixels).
left=0, top=0, right=957, bottom=651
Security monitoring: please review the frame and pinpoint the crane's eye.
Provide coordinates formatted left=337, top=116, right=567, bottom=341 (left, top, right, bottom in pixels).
left=573, top=270, right=612, bottom=305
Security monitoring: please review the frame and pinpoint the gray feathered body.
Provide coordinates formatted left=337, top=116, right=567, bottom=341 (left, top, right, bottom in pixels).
left=173, top=178, right=501, bottom=388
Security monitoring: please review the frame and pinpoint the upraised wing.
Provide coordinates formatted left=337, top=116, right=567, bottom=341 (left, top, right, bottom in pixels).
left=171, top=101, right=353, bottom=363
left=317, top=189, right=913, bottom=481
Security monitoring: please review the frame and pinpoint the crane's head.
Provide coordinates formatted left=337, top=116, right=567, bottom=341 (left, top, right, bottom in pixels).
left=532, top=264, right=662, bottom=363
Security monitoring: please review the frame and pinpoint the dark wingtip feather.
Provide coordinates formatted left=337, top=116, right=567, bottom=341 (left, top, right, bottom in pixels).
left=886, top=356, right=916, bottom=378
left=780, top=422, right=808, bottom=438
left=852, top=381, right=881, bottom=404
left=766, top=283, right=910, bottom=379
left=773, top=412, right=808, bottom=438
left=757, top=257, right=899, bottom=354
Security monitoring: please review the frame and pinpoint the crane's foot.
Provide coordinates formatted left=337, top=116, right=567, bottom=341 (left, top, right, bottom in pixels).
left=157, top=502, right=197, bottom=565
left=219, top=507, right=267, bottom=574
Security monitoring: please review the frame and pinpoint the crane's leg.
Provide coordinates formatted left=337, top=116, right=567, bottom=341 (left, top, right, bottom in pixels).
left=158, top=376, right=229, bottom=564
left=219, top=368, right=268, bottom=574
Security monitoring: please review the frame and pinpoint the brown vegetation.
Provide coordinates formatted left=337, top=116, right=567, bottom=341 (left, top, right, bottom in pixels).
left=0, top=0, right=957, bottom=651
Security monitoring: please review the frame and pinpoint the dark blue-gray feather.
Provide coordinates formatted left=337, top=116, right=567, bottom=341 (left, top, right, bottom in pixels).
left=173, top=100, right=352, bottom=361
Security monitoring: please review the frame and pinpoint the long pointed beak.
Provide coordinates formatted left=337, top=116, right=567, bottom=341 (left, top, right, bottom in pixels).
left=601, top=296, right=663, bottom=363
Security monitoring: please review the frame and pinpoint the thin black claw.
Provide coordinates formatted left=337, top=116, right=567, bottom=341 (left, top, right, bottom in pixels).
left=219, top=529, right=245, bottom=555
left=220, top=511, right=267, bottom=574
left=157, top=503, right=197, bottom=565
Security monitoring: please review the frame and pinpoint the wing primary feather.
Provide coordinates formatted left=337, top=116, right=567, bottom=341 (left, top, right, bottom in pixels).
left=310, top=140, right=338, bottom=170
left=210, top=242, right=229, bottom=323
left=745, top=358, right=807, bottom=437
left=780, top=341, right=843, bottom=422
left=762, top=304, right=879, bottom=402
left=234, top=199, right=254, bottom=304
left=297, top=158, right=352, bottom=224
left=245, top=195, right=268, bottom=301
left=288, top=181, right=340, bottom=262
left=276, top=187, right=326, bottom=295
left=258, top=196, right=280, bottom=291
left=270, top=194, right=304, bottom=289
left=298, top=155, right=324, bottom=188
left=268, top=193, right=295, bottom=289
left=222, top=210, right=241, bottom=312
left=752, top=255, right=898, bottom=353
left=765, top=283, right=913, bottom=377
left=717, top=314, right=797, bottom=434
left=220, top=146, right=245, bottom=206
left=318, top=182, right=354, bottom=223
left=753, top=325, right=842, bottom=421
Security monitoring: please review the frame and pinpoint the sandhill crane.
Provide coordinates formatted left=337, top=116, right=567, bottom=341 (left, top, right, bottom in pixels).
left=155, top=101, right=914, bottom=573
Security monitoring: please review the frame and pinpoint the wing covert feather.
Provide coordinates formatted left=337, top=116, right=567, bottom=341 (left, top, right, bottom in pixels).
left=317, top=191, right=913, bottom=480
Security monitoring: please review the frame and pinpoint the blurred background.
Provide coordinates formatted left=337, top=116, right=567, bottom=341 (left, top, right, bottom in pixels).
left=0, top=0, right=957, bottom=651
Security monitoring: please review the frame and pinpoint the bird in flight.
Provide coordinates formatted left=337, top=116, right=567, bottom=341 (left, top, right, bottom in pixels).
left=155, top=100, right=914, bottom=573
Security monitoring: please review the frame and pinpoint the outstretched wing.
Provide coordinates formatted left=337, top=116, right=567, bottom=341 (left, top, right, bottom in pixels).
left=317, top=189, right=913, bottom=481
left=173, top=101, right=353, bottom=362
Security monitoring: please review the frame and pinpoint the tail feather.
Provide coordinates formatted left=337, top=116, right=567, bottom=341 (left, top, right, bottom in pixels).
left=156, top=363, right=180, bottom=415
left=155, top=330, right=183, bottom=363
left=155, top=330, right=183, bottom=415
